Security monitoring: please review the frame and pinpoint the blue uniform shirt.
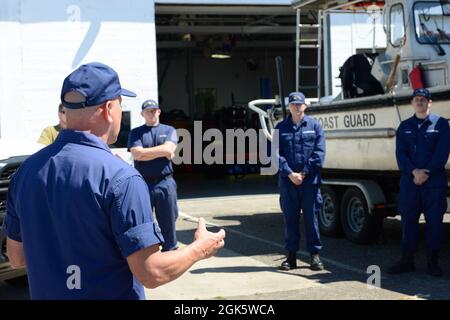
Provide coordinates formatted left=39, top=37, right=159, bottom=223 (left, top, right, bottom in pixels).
left=2, top=130, right=164, bottom=300
left=396, top=113, right=450, bottom=188
left=128, top=124, right=178, bottom=179
left=276, top=115, right=326, bottom=185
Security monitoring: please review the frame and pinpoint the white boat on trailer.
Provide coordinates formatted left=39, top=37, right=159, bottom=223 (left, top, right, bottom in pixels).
left=249, top=0, right=450, bottom=244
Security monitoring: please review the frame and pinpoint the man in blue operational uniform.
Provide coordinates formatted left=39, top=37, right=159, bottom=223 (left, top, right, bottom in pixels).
left=2, top=62, right=225, bottom=299
left=128, top=99, right=179, bottom=252
left=389, top=88, right=449, bottom=277
left=276, top=92, right=326, bottom=271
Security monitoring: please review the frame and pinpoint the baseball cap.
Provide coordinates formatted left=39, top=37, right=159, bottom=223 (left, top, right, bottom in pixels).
left=288, top=92, right=306, bottom=104
left=412, top=88, right=431, bottom=100
left=141, top=99, right=160, bottom=111
left=61, top=62, right=137, bottom=109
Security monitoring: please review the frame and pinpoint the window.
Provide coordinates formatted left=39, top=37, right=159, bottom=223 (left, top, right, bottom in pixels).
left=401, top=69, right=409, bottom=85
left=414, top=1, right=450, bottom=44
left=390, top=4, right=405, bottom=46
left=441, top=0, right=450, bottom=15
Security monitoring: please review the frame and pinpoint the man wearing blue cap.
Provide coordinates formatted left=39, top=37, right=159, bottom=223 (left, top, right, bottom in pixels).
left=389, top=88, right=449, bottom=277
left=276, top=92, right=326, bottom=271
left=128, top=99, right=179, bottom=252
left=2, top=62, right=225, bottom=299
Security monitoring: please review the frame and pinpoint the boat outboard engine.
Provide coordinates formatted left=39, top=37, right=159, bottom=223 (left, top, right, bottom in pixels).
left=339, top=54, right=384, bottom=99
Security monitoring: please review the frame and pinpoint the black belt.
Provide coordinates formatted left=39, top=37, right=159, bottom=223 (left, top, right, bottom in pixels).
left=145, top=174, right=172, bottom=184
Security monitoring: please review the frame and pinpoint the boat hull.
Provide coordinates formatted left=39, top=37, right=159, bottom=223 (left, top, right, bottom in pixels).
left=272, top=90, right=450, bottom=172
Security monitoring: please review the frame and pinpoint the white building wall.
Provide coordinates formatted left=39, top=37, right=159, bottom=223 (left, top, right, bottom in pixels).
left=155, top=0, right=291, bottom=4
left=0, top=0, right=158, bottom=140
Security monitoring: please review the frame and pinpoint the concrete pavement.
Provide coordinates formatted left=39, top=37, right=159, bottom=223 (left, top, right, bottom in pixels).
left=146, top=194, right=429, bottom=300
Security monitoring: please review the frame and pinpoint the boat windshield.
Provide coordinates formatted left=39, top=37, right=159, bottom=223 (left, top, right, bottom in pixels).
left=414, top=1, right=450, bottom=44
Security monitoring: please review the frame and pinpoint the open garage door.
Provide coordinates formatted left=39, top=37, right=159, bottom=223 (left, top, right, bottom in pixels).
left=154, top=2, right=319, bottom=177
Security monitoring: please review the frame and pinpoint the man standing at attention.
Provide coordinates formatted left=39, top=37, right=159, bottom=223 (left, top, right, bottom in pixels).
left=276, top=92, right=326, bottom=271
left=128, top=99, right=179, bottom=252
left=389, top=88, right=449, bottom=277
left=3, top=62, right=225, bottom=299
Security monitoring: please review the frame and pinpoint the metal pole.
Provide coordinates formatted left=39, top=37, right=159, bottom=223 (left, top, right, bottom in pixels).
left=186, top=48, right=195, bottom=126
left=323, top=11, right=331, bottom=97
left=275, top=56, right=287, bottom=119
left=316, top=10, right=322, bottom=98
left=295, top=8, right=300, bottom=91
left=372, top=15, right=376, bottom=54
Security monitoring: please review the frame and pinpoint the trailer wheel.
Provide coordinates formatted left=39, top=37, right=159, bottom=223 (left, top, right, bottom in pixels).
left=340, top=187, right=383, bottom=244
left=318, top=186, right=342, bottom=237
